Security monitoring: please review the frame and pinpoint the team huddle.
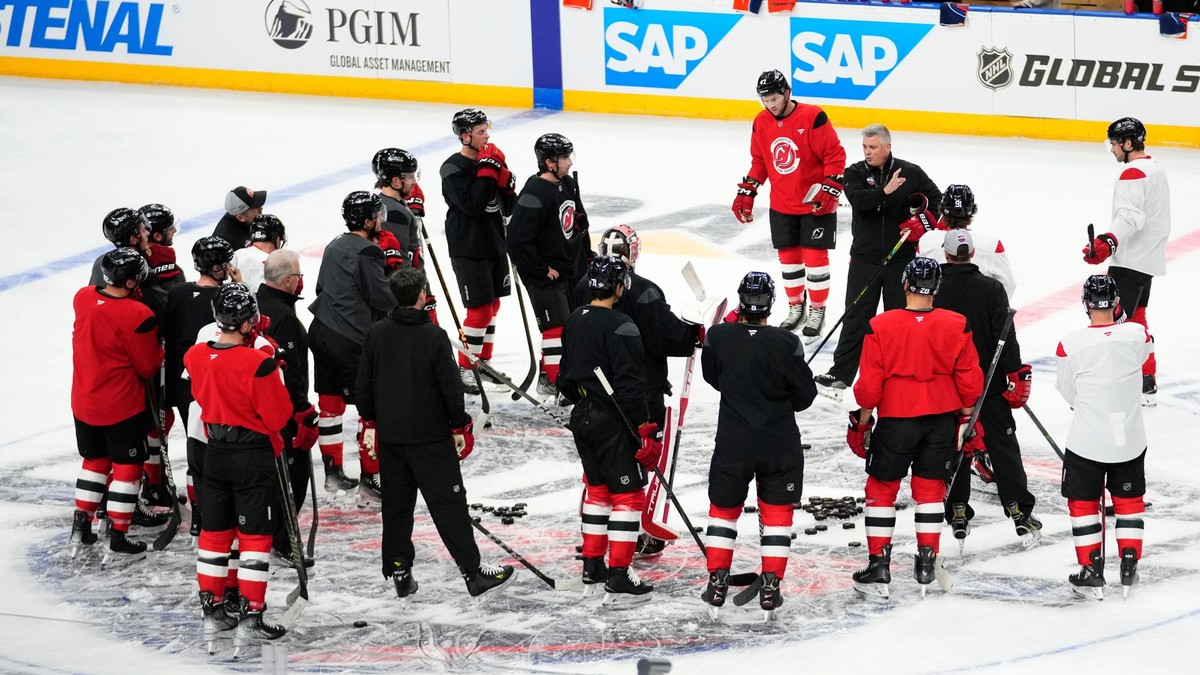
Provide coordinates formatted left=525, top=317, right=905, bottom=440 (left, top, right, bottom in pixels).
left=67, top=71, right=1169, bottom=651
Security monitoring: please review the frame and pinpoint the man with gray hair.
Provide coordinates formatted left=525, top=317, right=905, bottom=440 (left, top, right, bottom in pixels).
left=257, top=249, right=318, bottom=565
left=815, top=125, right=941, bottom=399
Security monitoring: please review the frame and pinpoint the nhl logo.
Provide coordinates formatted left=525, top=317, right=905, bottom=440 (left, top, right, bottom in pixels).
left=977, top=47, right=1013, bottom=91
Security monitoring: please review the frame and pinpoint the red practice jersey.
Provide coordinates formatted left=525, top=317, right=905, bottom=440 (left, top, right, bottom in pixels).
left=854, top=308, right=984, bottom=418
left=71, top=286, right=163, bottom=426
left=746, top=103, right=847, bottom=216
left=184, top=341, right=292, bottom=456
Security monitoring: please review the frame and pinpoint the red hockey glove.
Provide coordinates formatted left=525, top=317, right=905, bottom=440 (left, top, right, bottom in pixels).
left=1003, top=364, right=1033, bottom=409
left=477, top=143, right=506, bottom=182
left=452, top=419, right=475, bottom=461
left=146, top=243, right=182, bottom=280
left=376, top=229, right=406, bottom=271
left=636, top=422, right=663, bottom=468
left=497, top=165, right=516, bottom=196
left=732, top=177, right=760, bottom=223
left=404, top=183, right=426, bottom=217
left=292, top=405, right=319, bottom=451
left=806, top=175, right=843, bottom=214
left=902, top=209, right=938, bottom=242
left=971, top=450, right=995, bottom=483
left=1083, top=233, right=1118, bottom=265
left=846, top=410, right=875, bottom=459
left=359, top=419, right=377, bottom=461
left=957, top=414, right=986, bottom=456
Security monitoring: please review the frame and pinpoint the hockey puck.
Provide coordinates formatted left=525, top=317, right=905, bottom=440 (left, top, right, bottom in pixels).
left=791, top=532, right=797, bottom=540
left=856, top=497, right=866, bottom=504
left=501, top=516, right=515, bottom=525
left=694, top=526, right=703, bottom=533
left=843, top=522, right=856, bottom=529
left=353, top=620, right=368, bottom=628
left=815, top=524, right=828, bottom=532
left=848, top=541, right=862, bottom=547
left=514, top=502, right=528, bottom=508
left=856, top=506, right=863, bottom=514
left=814, top=514, right=826, bottom=521
left=804, top=528, right=818, bottom=535
left=744, top=505, right=757, bottom=513
left=575, top=545, right=583, bottom=553
left=808, top=497, right=821, bottom=505
left=470, top=503, right=482, bottom=510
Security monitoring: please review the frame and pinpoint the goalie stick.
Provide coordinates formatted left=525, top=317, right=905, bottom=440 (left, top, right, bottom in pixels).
left=144, top=378, right=182, bottom=551
left=274, top=453, right=309, bottom=629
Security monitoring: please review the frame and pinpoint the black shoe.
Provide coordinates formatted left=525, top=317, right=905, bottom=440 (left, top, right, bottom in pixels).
left=132, top=500, right=170, bottom=530
left=582, top=556, right=608, bottom=596
left=759, top=571, right=783, bottom=614
left=233, top=598, right=286, bottom=658
left=1069, top=549, right=1106, bottom=600
left=105, top=530, right=147, bottom=562
left=634, top=534, right=667, bottom=559
left=69, top=510, right=98, bottom=556
left=1120, top=547, right=1139, bottom=598
left=223, top=587, right=242, bottom=617
left=701, top=568, right=730, bottom=608
left=1003, top=502, right=1043, bottom=547
left=323, top=455, right=359, bottom=493
left=852, top=544, right=891, bottom=598
left=603, top=566, right=654, bottom=607
left=199, top=590, right=238, bottom=654
left=461, top=562, right=517, bottom=598
left=388, top=559, right=419, bottom=600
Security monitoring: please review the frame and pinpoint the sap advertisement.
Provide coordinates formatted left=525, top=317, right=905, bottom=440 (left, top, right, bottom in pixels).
left=560, top=2, right=1200, bottom=126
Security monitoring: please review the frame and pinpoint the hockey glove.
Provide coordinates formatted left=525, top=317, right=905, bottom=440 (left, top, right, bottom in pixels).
left=956, top=414, right=986, bottom=456
left=293, top=405, right=319, bottom=451
left=805, top=175, right=843, bottom=214
left=732, top=177, right=760, bottom=223
left=404, top=183, right=426, bottom=217
left=497, top=166, right=517, bottom=196
left=971, top=450, right=995, bottom=484
left=636, top=422, right=663, bottom=469
left=359, top=419, right=377, bottom=461
left=1003, top=364, right=1033, bottom=409
left=723, top=306, right=742, bottom=323
left=907, top=192, right=929, bottom=215
left=846, top=410, right=875, bottom=459
left=476, top=143, right=506, bottom=183
left=902, top=209, right=938, bottom=242
left=452, top=419, right=475, bottom=461
left=376, top=229, right=406, bottom=271
left=1083, top=233, right=1118, bottom=264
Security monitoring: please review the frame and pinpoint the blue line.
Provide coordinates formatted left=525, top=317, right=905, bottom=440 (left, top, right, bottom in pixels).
left=0, top=108, right=559, bottom=295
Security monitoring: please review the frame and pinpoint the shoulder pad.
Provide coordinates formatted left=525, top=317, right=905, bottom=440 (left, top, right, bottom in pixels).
left=635, top=285, right=662, bottom=305
left=615, top=321, right=642, bottom=338
left=813, top=110, right=829, bottom=129
left=517, top=192, right=543, bottom=209
left=254, top=356, right=278, bottom=378
left=134, top=314, right=158, bottom=334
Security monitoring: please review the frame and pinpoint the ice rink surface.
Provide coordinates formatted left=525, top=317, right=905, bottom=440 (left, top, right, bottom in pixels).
left=2, top=77, right=1200, bottom=674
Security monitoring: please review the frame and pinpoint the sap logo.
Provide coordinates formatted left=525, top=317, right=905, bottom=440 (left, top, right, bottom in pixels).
left=0, top=0, right=173, bottom=55
left=604, top=8, right=740, bottom=89
left=790, top=18, right=931, bottom=101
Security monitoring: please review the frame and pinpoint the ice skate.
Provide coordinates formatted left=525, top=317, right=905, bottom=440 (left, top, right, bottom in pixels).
left=322, top=455, right=358, bottom=494
left=602, top=566, right=654, bottom=608
left=223, top=587, right=242, bottom=616
left=69, top=510, right=98, bottom=558
left=852, top=544, right=891, bottom=598
left=915, top=545, right=939, bottom=597
left=949, top=502, right=970, bottom=553
left=814, top=372, right=847, bottom=401
left=1120, top=547, right=1139, bottom=599
left=461, top=562, right=516, bottom=602
left=131, top=499, right=170, bottom=532
left=102, top=530, right=146, bottom=566
left=1069, top=550, right=1105, bottom=600
left=634, top=534, right=666, bottom=560
left=141, top=480, right=174, bottom=510
left=477, top=360, right=507, bottom=386
left=536, top=372, right=556, bottom=398
left=232, top=598, right=286, bottom=659
left=199, top=590, right=237, bottom=655
left=388, top=559, right=418, bottom=609
left=801, top=306, right=826, bottom=344
left=1004, top=502, right=1043, bottom=548
left=357, top=472, right=382, bottom=510
left=270, top=545, right=314, bottom=570
left=189, top=506, right=202, bottom=538
left=780, top=300, right=807, bottom=332
left=460, top=367, right=481, bottom=395
left=701, top=568, right=729, bottom=619
left=758, top=571, right=782, bottom=622
left=1142, top=374, right=1157, bottom=407
left=581, top=556, right=608, bottom=597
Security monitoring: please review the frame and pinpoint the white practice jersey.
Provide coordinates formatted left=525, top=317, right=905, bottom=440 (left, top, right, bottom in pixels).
left=1108, top=155, right=1170, bottom=277
left=232, top=245, right=269, bottom=293
left=1055, top=322, right=1151, bottom=463
left=918, top=226, right=1017, bottom=301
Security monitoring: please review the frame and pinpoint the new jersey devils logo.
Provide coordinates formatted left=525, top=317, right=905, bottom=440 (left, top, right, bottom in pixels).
left=771, top=137, right=800, bottom=175
left=560, top=200, right=577, bottom=240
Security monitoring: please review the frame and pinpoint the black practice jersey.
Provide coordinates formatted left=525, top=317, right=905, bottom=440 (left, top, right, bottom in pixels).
left=439, top=153, right=509, bottom=259
left=558, top=304, right=649, bottom=426
left=508, top=174, right=589, bottom=284
left=164, top=282, right=221, bottom=406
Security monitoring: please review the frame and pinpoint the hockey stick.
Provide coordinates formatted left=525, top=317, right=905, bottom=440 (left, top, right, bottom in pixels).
left=592, top=367, right=756, bottom=587
left=145, top=379, right=182, bottom=551
left=306, top=450, right=319, bottom=558
left=510, top=265, right=539, bottom=400
left=1088, top=223, right=1096, bottom=260
left=946, top=308, right=1016, bottom=499
left=471, top=520, right=583, bottom=591
left=417, top=221, right=489, bottom=421
left=453, top=342, right=569, bottom=427
left=806, top=229, right=911, bottom=365
left=275, top=453, right=309, bottom=629
left=1021, top=404, right=1065, bottom=461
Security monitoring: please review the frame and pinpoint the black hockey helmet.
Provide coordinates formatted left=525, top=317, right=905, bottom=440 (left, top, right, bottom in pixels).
left=250, top=213, right=287, bottom=245
left=342, top=190, right=384, bottom=230
left=940, top=185, right=978, bottom=220
left=756, top=69, right=790, bottom=98
left=211, top=282, right=259, bottom=332
left=534, top=133, right=574, bottom=170
left=1082, top=274, right=1120, bottom=311
left=587, top=255, right=631, bottom=293
left=452, top=108, right=490, bottom=137
left=102, top=207, right=146, bottom=246
left=100, top=247, right=149, bottom=287
left=372, top=147, right=419, bottom=184
left=191, top=236, right=234, bottom=275
left=138, top=203, right=175, bottom=235
left=737, top=271, right=776, bottom=316
left=598, top=225, right=641, bottom=269
left=902, top=257, right=942, bottom=296
left=1107, top=117, right=1146, bottom=146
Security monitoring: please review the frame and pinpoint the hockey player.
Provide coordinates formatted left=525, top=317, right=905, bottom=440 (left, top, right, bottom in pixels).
left=732, top=70, right=847, bottom=339
left=1055, top=275, right=1150, bottom=600
left=1084, top=117, right=1171, bottom=406
left=357, top=266, right=516, bottom=602
left=917, top=185, right=1017, bottom=300
left=816, top=125, right=941, bottom=398
left=87, top=208, right=172, bottom=319
left=374, top=147, right=438, bottom=322
left=440, top=108, right=515, bottom=394
left=232, top=214, right=286, bottom=293
left=141, top=203, right=187, bottom=300
left=185, top=283, right=292, bottom=653
left=213, top=186, right=267, bottom=250
left=934, top=231, right=1040, bottom=548
left=257, top=250, right=318, bottom=565
left=847, top=257, right=984, bottom=598
left=557, top=256, right=662, bottom=606
left=309, top=191, right=396, bottom=507
left=508, top=133, right=591, bottom=398
left=70, top=248, right=165, bottom=562
left=700, top=272, right=817, bottom=617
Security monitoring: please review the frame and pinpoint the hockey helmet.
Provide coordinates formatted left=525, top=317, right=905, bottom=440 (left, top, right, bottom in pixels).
left=372, top=147, right=419, bottom=184
left=342, top=191, right=385, bottom=230
left=737, top=271, right=776, bottom=316
left=452, top=108, right=490, bottom=137
left=102, top=207, right=146, bottom=246
left=1082, top=274, right=1120, bottom=311
left=211, top=282, right=260, bottom=332
left=250, top=213, right=287, bottom=245
left=756, top=70, right=790, bottom=98
left=534, top=133, right=574, bottom=170
left=138, top=204, right=175, bottom=236
left=940, top=185, right=978, bottom=220
left=100, top=247, right=149, bottom=287
left=902, top=257, right=942, bottom=296
left=192, top=236, right=234, bottom=275
left=597, top=225, right=641, bottom=269
left=1107, top=117, right=1146, bottom=146
left=587, top=255, right=631, bottom=294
